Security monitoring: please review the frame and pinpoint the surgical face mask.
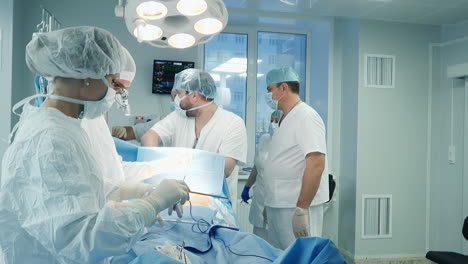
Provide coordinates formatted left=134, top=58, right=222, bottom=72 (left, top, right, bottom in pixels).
left=174, top=93, right=213, bottom=117
left=49, top=87, right=116, bottom=119
left=265, top=92, right=278, bottom=110
left=269, top=122, right=279, bottom=135
left=169, top=102, right=176, bottom=112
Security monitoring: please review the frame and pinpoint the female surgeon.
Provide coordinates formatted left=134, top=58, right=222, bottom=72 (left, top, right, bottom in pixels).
left=0, top=26, right=189, bottom=264
left=241, top=110, right=283, bottom=240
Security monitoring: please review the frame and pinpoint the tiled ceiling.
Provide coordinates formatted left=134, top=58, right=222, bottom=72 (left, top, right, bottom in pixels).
left=224, top=0, right=468, bottom=25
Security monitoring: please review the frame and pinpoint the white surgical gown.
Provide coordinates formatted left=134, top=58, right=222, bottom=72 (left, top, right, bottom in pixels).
left=0, top=104, right=147, bottom=264
left=249, top=133, right=271, bottom=228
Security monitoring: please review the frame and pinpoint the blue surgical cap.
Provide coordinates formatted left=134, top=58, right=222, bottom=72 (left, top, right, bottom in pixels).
left=266, top=66, right=299, bottom=86
left=271, top=110, right=283, bottom=119
left=173, top=69, right=217, bottom=99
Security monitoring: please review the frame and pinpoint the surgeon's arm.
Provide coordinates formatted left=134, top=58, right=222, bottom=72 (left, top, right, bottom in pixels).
left=296, top=152, right=325, bottom=209
left=141, top=129, right=161, bottom=146
left=224, top=157, right=237, bottom=177
left=245, top=166, right=257, bottom=187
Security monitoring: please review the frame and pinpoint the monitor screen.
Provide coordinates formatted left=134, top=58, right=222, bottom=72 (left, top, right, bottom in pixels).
left=152, top=60, right=195, bottom=94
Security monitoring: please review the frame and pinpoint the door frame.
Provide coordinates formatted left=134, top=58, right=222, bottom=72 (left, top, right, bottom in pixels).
left=463, top=78, right=468, bottom=255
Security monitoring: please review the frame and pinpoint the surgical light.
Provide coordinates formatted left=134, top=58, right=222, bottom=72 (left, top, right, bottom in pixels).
left=168, top=33, right=196, bottom=49
left=119, top=0, right=228, bottom=49
left=133, top=21, right=163, bottom=42
left=136, top=1, right=168, bottom=20
left=194, top=18, right=223, bottom=35
left=176, top=0, right=207, bottom=16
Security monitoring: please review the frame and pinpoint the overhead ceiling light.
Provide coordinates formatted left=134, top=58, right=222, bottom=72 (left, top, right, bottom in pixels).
left=121, top=0, right=228, bottom=49
left=168, top=33, right=196, bottom=49
left=177, top=0, right=208, bottom=16
left=194, top=18, right=223, bottom=35
left=133, top=20, right=163, bottom=42
left=280, top=0, right=298, bottom=6
left=212, top=58, right=247, bottom=73
left=136, top=1, right=168, bottom=20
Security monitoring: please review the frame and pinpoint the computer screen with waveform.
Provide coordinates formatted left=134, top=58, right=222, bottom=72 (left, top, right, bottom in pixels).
left=152, top=60, right=195, bottom=94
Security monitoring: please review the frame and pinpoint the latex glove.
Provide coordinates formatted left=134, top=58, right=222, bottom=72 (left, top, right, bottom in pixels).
left=292, top=207, right=310, bottom=238
left=143, top=179, right=190, bottom=217
left=241, top=186, right=250, bottom=203
left=119, top=181, right=152, bottom=200
left=112, top=126, right=127, bottom=139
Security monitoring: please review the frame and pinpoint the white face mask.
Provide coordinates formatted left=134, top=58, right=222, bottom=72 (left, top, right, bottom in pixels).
left=49, top=87, right=116, bottom=119
left=174, top=93, right=214, bottom=117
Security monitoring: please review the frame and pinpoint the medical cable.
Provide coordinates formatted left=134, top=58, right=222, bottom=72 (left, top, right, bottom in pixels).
left=180, top=200, right=275, bottom=262
left=213, top=233, right=275, bottom=262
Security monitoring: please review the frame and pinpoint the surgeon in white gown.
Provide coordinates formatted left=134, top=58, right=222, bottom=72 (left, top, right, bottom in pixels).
left=0, top=26, right=190, bottom=264
left=241, top=110, right=282, bottom=240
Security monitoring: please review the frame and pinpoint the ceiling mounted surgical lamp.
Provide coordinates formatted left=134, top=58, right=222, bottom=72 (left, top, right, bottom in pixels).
left=116, top=0, right=228, bottom=49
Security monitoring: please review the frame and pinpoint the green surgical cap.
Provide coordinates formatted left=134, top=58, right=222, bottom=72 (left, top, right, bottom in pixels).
left=266, top=66, right=299, bottom=86
left=271, top=110, right=283, bottom=119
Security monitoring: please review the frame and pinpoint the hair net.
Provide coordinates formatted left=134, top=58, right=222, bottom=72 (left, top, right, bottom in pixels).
left=271, top=109, right=283, bottom=119
left=119, top=47, right=136, bottom=82
left=266, top=66, right=299, bottom=86
left=26, top=26, right=126, bottom=80
left=173, top=69, right=217, bottom=99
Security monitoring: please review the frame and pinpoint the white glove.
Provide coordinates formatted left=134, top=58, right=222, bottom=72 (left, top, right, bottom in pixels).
left=119, top=181, right=152, bottom=200
left=143, top=179, right=190, bottom=218
left=112, top=126, right=127, bottom=139
left=292, top=207, right=310, bottom=238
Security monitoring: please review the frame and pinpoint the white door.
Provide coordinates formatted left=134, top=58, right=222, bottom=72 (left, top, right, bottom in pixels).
left=463, top=78, right=468, bottom=255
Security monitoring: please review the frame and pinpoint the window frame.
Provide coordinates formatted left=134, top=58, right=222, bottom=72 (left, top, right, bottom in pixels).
left=201, top=26, right=312, bottom=165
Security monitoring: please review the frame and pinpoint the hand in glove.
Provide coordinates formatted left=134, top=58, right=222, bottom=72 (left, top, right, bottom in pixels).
left=241, top=186, right=250, bottom=203
left=292, top=207, right=310, bottom=238
left=112, top=126, right=127, bottom=139
left=143, top=179, right=190, bottom=218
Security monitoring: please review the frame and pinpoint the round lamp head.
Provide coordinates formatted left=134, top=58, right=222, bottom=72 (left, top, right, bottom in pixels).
left=194, top=18, right=223, bottom=35
left=176, top=0, right=207, bottom=16
left=133, top=22, right=163, bottom=41
left=168, top=33, right=196, bottom=49
left=136, top=1, right=168, bottom=20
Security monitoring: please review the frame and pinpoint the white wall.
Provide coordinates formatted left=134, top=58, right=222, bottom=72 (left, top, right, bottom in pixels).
left=429, top=21, right=468, bottom=252
left=355, top=20, right=439, bottom=258
left=0, top=0, right=14, bottom=167
left=332, top=18, right=441, bottom=259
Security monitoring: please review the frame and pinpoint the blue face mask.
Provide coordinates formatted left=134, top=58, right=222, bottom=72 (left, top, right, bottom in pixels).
left=169, top=102, right=176, bottom=112
left=265, top=92, right=278, bottom=110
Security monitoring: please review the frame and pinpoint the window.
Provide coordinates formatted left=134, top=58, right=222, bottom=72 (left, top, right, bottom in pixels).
left=256, top=32, right=307, bottom=145
left=205, top=33, right=248, bottom=120
left=204, top=30, right=310, bottom=161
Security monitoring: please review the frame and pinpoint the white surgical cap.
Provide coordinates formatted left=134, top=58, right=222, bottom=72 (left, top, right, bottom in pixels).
left=173, top=69, right=217, bottom=99
left=266, top=66, right=299, bottom=86
left=26, top=26, right=126, bottom=80
left=120, top=47, right=136, bottom=82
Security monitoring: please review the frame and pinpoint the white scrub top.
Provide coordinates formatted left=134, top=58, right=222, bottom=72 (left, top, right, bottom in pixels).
left=263, top=102, right=329, bottom=208
left=132, top=119, right=159, bottom=142
left=151, top=106, right=247, bottom=208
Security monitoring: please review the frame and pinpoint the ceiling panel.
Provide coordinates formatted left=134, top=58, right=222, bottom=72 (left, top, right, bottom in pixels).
left=224, top=0, right=468, bottom=25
